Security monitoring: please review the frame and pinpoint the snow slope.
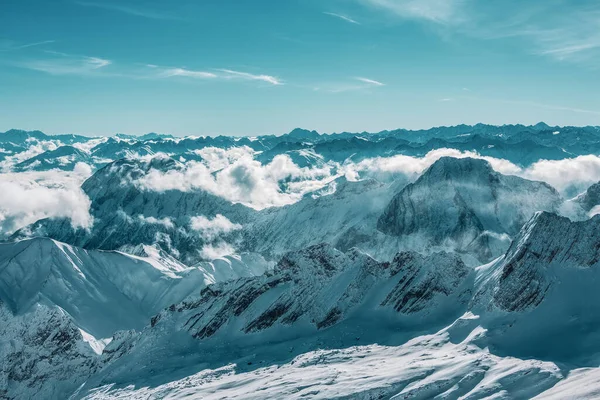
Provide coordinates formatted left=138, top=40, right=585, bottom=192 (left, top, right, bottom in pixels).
left=0, top=238, right=205, bottom=337
left=243, top=176, right=407, bottom=259
left=0, top=238, right=271, bottom=399
left=64, top=211, right=600, bottom=399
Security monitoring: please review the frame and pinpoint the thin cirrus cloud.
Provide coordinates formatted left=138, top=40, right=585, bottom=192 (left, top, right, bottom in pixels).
left=358, top=0, right=600, bottom=65
left=459, top=95, right=600, bottom=116
left=355, top=77, right=385, bottom=86
left=0, top=39, right=56, bottom=51
left=359, top=0, right=466, bottom=25
left=156, top=67, right=218, bottom=79
left=314, top=77, right=386, bottom=93
left=153, top=66, right=283, bottom=85
left=217, top=69, right=283, bottom=85
left=15, top=53, right=282, bottom=86
left=73, top=0, right=181, bottom=20
left=323, top=12, right=360, bottom=24
left=19, top=51, right=112, bottom=76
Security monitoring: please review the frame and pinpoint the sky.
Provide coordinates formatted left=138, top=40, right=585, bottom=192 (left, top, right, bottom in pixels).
left=1, top=0, right=600, bottom=136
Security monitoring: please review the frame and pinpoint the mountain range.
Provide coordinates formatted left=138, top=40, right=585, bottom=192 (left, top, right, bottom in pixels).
left=2, top=123, right=600, bottom=398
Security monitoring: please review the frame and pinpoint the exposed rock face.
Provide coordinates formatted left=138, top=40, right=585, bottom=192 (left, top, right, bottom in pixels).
left=377, top=157, right=561, bottom=261
left=381, top=251, right=470, bottom=314
left=0, top=302, right=98, bottom=400
left=143, top=243, right=472, bottom=345
left=492, top=212, right=600, bottom=312
left=575, top=181, right=600, bottom=212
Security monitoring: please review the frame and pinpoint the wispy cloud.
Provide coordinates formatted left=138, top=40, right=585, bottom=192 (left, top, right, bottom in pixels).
left=73, top=1, right=181, bottom=20
left=359, top=0, right=467, bottom=25
left=315, top=77, right=386, bottom=93
left=13, top=52, right=283, bottom=87
left=217, top=69, right=283, bottom=85
left=145, top=65, right=283, bottom=85
left=0, top=39, right=55, bottom=52
left=438, top=98, right=455, bottom=102
left=500, top=99, right=600, bottom=116
left=355, top=77, right=385, bottom=86
left=358, top=0, right=600, bottom=66
left=19, top=51, right=112, bottom=76
left=323, top=12, right=360, bottom=24
left=463, top=94, right=600, bottom=116
left=156, top=67, right=217, bottom=79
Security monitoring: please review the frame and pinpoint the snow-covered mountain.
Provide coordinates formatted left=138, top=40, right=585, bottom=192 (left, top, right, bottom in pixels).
left=470, top=212, right=600, bottom=364
left=16, top=157, right=255, bottom=264
left=4, top=123, right=600, bottom=399
left=16, top=155, right=563, bottom=266
left=378, top=157, right=561, bottom=261
left=2, top=123, right=600, bottom=175
left=0, top=237, right=270, bottom=399
left=242, top=176, right=407, bottom=259
left=59, top=211, right=600, bottom=399
left=13, top=146, right=94, bottom=172
left=0, top=238, right=203, bottom=337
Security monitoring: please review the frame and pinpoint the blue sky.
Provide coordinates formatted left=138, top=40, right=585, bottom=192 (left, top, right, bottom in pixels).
left=1, top=0, right=600, bottom=136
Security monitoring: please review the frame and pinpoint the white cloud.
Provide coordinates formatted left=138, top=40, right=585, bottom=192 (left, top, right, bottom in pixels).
left=345, top=149, right=600, bottom=196
left=193, top=146, right=255, bottom=171
left=522, top=155, right=600, bottom=194
left=0, top=39, right=55, bottom=51
left=199, top=242, right=237, bottom=260
left=137, top=153, right=333, bottom=209
left=148, top=66, right=282, bottom=85
left=74, top=1, right=181, bottom=20
left=359, top=1, right=600, bottom=66
left=138, top=215, right=175, bottom=229
left=74, top=161, right=93, bottom=176
left=218, top=69, right=283, bottom=85
left=323, top=12, right=360, bottom=24
left=344, top=148, right=522, bottom=181
left=20, top=52, right=112, bottom=76
left=189, top=214, right=243, bottom=260
left=360, top=0, right=467, bottom=24
left=355, top=77, right=385, bottom=86
left=126, top=145, right=600, bottom=214
left=16, top=53, right=283, bottom=86
left=158, top=67, right=217, bottom=79
left=0, top=169, right=93, bottom=235
left=316, top=77, right=387, bottom=93
left=189, top=214, right=242, bottom=240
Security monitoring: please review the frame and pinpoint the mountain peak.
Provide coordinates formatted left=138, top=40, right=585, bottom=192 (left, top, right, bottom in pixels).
left=532, top=121, right=551, bottom=130
left=422, top=157, right=494, bottom=182
left=286, top=128, right=320, bottom=140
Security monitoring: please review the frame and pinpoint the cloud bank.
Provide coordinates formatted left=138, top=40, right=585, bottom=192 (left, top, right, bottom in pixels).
left=190, top=214, right=242, bottom=240
left=133, top=146, right=600, bottom=210
left=0, top=166, right=93, bottom=236
left=138, top=151, right=333, bottom=209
